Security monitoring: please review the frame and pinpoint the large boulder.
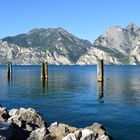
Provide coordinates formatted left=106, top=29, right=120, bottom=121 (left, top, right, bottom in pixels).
left=62, top=133, right=76, bottom=140
left=45, top=122, right=112, bottom=140
left=74, top=129, right=96, bottom=140
left=0, top=107, right=9, bottom=122
left=0, top=106, right=113, bottom=140
left=87, top=123, right=112, bottom=140
left=87, top=123, right=106, bottom=136
left=9, top=109, right=19, bottom=117
left=8, top=107, right=46, bottom=131
left=27, top=127, right=47, bottom=140
left=45, top=123, right=77, bottom=140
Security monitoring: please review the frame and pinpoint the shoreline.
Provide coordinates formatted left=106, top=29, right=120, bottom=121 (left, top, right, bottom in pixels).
left=0, top=106, right=113, bottom=140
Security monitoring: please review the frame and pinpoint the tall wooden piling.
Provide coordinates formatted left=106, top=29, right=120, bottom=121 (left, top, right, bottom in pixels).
left=97, top=81, right=104, bottom=103
left=7, top=62, right=12, bottom=78
left=97, top=59, right=104, bottom=82
left=41, top=62, right=48, bottom=79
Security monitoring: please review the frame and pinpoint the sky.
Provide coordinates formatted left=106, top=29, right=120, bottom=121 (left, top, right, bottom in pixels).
left=0, top=0, right=140, bottom=42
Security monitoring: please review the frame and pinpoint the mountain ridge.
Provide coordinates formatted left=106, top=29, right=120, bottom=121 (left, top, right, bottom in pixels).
left=1, top=27, right=92, bottom=64
left=1, top=24, right=140, bottom=65
left=77, top=23, right=140, bottom=65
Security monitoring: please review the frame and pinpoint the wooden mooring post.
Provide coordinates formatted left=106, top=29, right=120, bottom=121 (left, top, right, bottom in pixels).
left=41, top=62, right=48, bottom=79
left=97, top=81, right=104, bottom=103
left=7, top=62, right=12, bottom=78
left=97, top=59, right=104, bottom=82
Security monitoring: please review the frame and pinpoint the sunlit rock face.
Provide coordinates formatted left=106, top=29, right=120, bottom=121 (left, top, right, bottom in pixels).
left=2, top=28, right=92, bottom=65
left=0, top=40, right=72, bottom=65
left=77, top=24, right=140, bottom=65
left=1, top=24, right=140, bottom=65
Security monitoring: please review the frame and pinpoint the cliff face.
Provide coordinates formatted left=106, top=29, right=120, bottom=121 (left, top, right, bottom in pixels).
left=1, top=24, right=140, bottom=65
left=0, top=40, right=72, bottom=64
left=77, top=24, right=140, bottom=64
left=2, top=28, right=91, bottom=64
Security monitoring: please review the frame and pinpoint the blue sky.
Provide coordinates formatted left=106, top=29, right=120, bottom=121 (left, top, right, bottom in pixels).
left=0, top=0, right=140, bottom=42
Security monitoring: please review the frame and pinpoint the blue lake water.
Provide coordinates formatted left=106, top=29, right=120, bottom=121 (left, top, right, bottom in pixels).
left=0, top=65, right=140, bottom=140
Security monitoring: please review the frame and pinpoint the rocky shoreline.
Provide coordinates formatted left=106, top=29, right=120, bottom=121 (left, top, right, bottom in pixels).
left=0, top=106, right=113, bottom=140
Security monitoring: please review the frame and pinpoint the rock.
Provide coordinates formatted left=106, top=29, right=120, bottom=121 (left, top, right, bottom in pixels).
left=47, top=122, right=58, bottom=133
left=44, top=123, right=77, bottom=140
left=0, top=107, right=9, bottom=122
left=87, top=123, right=106, bottom=136
left=8, top=107, right=46, bottom=131
left=0, top=106, right=113, bottom=140
left=1, top=28, right=92, bottom=65
left=19, top=107, right=45, bottom=129
left=62, top=133, right=76, bottom=140
left=0, top=122, right=13, bottom=140
left=96, top=134, right=110, bottom=140
left=9, top=109, right=19, bottom=116
left=88, top=123, right=113, bottom=140
left=8, top=115, right=22, bottom=127
left=27, top=108, right=36, bottom=112
left=77, top=129, right=96, bottom=140
left=27, top=127, right=47, bottom=140
left=45, top=122, right=112, bottom=140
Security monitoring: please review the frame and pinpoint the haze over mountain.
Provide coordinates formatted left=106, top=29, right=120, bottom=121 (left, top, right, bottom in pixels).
left=1, top=24, right=140, bottom=65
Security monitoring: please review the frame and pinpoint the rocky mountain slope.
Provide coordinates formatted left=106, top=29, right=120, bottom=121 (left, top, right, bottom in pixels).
left=1, top=24, right=140, bottom=65
left=2, top=28, right=91, bottom=64
left=77, top=24, right=140, bottom=65
left=0, top=40, right=72, bottom=64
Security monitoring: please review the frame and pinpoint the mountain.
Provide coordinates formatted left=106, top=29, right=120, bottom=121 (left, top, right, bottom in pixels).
left=2, top=28, right=92, bottom=64
left=1, top=24, right=140, bottom=65
left=77, top=24, right=140, bottom=65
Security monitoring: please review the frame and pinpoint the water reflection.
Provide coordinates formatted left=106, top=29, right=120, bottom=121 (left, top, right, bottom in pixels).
left=1, top=65, right=140, bottom=140
left=97, top=81, right=104, bottom=103
left=105, top=75, right=140, bottom=106
left=41, top=78, right=48, bottom=93
left=7, top=76, right=12, bottom=87
left=7, top=74, right=12, bottom=85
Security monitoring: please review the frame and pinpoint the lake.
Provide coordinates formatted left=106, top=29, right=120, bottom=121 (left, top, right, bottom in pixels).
left=0, top=65, right=140, bottom=140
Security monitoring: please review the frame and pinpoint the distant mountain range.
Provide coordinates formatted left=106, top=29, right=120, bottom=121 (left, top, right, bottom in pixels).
left=1, top=24, right=140, bottom=64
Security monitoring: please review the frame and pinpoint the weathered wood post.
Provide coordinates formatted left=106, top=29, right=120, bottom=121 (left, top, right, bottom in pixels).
left=41, top=62, right=48, bottom=79
left=97, top=81, right=104, bottom=103
left=97, top=59, right=104, bottom=82
left=7, top=62, right=12, bottom=78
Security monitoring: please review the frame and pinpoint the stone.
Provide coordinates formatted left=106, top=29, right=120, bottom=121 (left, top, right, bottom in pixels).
left=0, top=107, right=9, bottom=122
left=8, top=107, right=46, bottom=131
left=88, top=123, right=106, bottom=136
left=27, top=108, right=36, bottom=112
left=27, top=127, right=47, bottom=140
left=47, top=122, right=58, bottom=133
left=74, top=129, right=96, bottom=140
left=44, top=123, right=77, bottom=140
left=96, top=134, right=110, bottom=140
left=9, top=109, right=19, bottom=116
left=19, top=107, right=45, bottom=129
left=8, top=115, right=22, bottom=128
left=0, top=122, right=13, bottom=140
left=62, top=133, right=76, bottom=140
left=0, top=106, right=113, bottom=140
